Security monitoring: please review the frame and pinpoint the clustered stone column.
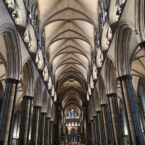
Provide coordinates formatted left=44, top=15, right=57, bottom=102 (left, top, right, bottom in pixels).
left=0, top=78, right=19, bottom=145
left=96, top=111, right=104, bottom=145
left=94, top=115, right=100, bottom=145
left=90, top=120, right=95, bottom=145
left=18, top=96, right=33, bottom=145
left=100, top=111, right=107, bottom=145
left=107, top=93, right=124, bottom=145
left=38, top=112, right=47, bottom=145
left=50, top=122, right=54, bottom=145
left=93, top=105, right=114, bottom=145
left=93, top=116, right=97, bottom=145
left=87, top=120, right=92, bottom=145
left=31, top=106, right=41, bottom=145
left=101, top=104, right=109, bottom=145
left=119, top=75, right=145, bottom=145
left=0, top=79, right=55, bottom=145
left=87, top=75, right=145, bottom=145
left=105, top=104, right=114, bottom=144
left=45, top=118, right=50, bottom=145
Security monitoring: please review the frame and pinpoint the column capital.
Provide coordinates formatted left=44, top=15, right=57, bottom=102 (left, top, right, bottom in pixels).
left=100, top=104, right=108, bottom=107
left=106, top=93, right=117, bottom=97
left=5, top=78, right=20, bottom=84
left=90, top=120, right=94, bottom=123
left=41, top=112, right=47, bottom=115
left=118, top=75, right=132, bottom=81
left=23, top=95, right=33, bottom=100
left=50, top=121, right=55, bottom=124
left=46, top=116, right=50, bottom=120
left=93, top=116, right=97, bottom=119
left=33, top=106, right=41, bottom=109
left=96, top=110, right=101, bottom=114
left=93, top=113, right=96, bottom=117
left=46, top=115, right=51, bottom=119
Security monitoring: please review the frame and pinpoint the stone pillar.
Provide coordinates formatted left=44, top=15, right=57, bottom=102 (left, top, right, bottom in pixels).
left=93, top=117, right=97, bottom=145
left=102, top=104, right=114, bottom=145
left=11, top=113, right=17, bottom=138
left=94, top=116, right=100, bottom=145
left=97, top=111, right=106, bottom=145
left=31, top=106, right=41, bottom=145
left=100, top=111, right=106, bottom=145
left=87, top=122, right=92, bottom=145
left=107, top=94, right=124, bottom=145
left=18, top=96, right=33, bottom=145
left=83, top=110, right=87, bottom=144
left=101, top=104, right=109, bottom=145
left=0, top=78, right=19, bottom=145
left=41, top=113, right=46, bottom=145
left=38, top=113, right=47, bottom=145
left=45, top=118, right=50, bottom=145
left=96, top=112, right=102, bottom=145
left=50, top=122, right=54, bottom=145
left=63, top=113, right=66, bottom=136
left=90, top=120, right=95, bottom=145
left=105, top=104, right=114, bottom=144
left=138, top=103, right=145, bottom=134
left=119, top=75, right=145, bottom=145
left=80, top=121, right=84, bottom=135
left=54, top=124, right=58, bottom=145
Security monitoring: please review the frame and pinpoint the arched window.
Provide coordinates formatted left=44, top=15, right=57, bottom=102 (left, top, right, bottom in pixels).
left=67, top=109, right=78, bottom=119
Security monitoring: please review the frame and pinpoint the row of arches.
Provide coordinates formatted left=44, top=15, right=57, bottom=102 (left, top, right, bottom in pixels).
left=87, top=10, right=145, bottom=145
left=0, top=23, right=56, bottom=145
left=0, top=0, right=145, bottom=145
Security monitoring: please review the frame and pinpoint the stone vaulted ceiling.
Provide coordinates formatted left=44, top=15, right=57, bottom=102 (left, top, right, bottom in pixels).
left=38, top=0, right=98, bottom=115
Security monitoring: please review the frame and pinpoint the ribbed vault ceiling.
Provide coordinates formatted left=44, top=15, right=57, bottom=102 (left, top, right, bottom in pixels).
left=38, top=0, right=98, bottom=115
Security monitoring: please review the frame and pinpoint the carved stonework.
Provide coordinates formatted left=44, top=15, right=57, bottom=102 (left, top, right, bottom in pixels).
left=43, top=65, right=49, bottom=82
left=28, top=1, right=39, bottom=27
left=109, top=0, right=125, bottom=24
left=119, top=0, right=126, bottom=5
left=87, top=92, right=89, bottom=101
left=24, top=24, right=37, bottom=53
left=54, top=92, right=57, bottom=102
left=35, top=49, right=44, bottom=70
left=32, top=7, right=39, bottom=26
left=88, top=84, right=91, bottom=96
left=6, top=0, right=27, bottom=27
left=109, top=0, right=121, bottom=24
left=5, top=0, right=14, bottom=9
left=90, top=75, right=94, bottom=89
left=96, top=47, right=103, bottom=68
left=48, top=77, right=52, bottom=90
left=93, top=63, right=97, bottom=80
left=51, top=85, right=55, bottom=97
left=100, top=1, right=107, bottom=24
left=101, top=22, right=112, bottom=51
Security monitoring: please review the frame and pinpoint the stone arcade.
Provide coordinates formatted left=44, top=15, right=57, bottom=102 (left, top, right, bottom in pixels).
left=0, top=0, right=145, bottom=145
